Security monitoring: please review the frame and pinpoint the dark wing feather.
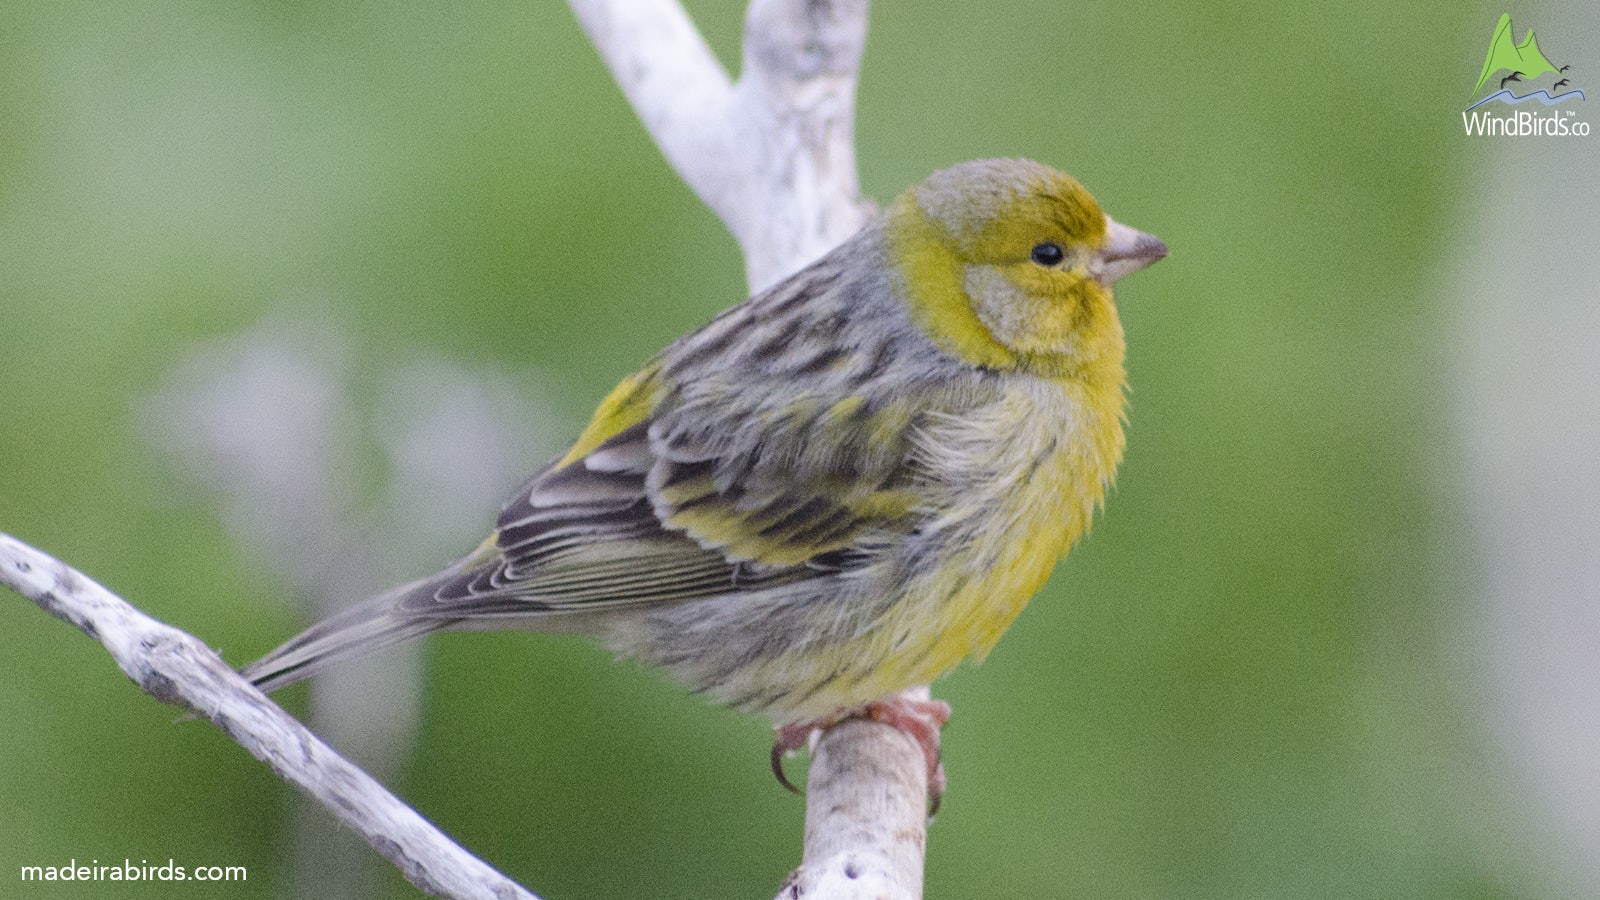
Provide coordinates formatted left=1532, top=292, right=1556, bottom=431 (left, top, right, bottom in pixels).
left=396, top=416, right=858, bottom=619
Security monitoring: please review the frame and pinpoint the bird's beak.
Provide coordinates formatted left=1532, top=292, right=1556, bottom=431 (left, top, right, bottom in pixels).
left=1089, top=216, right=1168, bottom=286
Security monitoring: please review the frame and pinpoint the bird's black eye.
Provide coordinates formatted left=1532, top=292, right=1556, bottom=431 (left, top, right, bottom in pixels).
left=1030, top=242, right=1066, bottom=266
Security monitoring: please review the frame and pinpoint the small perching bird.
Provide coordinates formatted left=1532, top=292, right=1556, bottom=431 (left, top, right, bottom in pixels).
left=242, top=158, right=1167, bottom=801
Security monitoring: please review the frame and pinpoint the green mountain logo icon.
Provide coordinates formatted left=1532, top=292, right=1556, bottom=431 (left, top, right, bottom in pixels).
left=1461, top=12, right=1589, bottom=132
left=1471, top=13, right=1561, bottom=97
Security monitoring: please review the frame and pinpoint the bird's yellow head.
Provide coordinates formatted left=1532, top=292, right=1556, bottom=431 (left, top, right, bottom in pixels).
left=884, top=158, right=1166, bottom=380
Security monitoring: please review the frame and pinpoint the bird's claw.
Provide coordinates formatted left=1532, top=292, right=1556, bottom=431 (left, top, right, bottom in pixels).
left=770, top=720, right=813, bottom=795
left=769, top=696, right=952, bottom=816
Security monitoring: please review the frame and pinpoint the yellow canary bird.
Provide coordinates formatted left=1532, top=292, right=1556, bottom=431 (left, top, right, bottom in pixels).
left=242, top=157, right=1165, bottom=797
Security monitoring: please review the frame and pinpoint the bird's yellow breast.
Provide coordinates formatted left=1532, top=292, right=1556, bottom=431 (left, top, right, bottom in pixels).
left=850, top=372, right=1126, bottom=701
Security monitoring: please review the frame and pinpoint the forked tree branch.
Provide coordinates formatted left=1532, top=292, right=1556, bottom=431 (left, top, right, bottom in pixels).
left=5, top=1, right=933, bottom=898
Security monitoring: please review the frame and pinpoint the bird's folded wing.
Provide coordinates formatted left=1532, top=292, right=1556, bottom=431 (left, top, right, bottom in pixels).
left=396, top=375, right=928, bottom=618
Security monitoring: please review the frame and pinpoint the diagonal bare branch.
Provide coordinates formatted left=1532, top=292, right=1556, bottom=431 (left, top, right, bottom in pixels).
left=0, top=533, right=541, bottom=900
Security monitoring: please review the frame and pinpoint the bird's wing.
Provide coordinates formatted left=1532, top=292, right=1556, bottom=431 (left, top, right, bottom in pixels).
left=399, top=361, right=942, bottom=619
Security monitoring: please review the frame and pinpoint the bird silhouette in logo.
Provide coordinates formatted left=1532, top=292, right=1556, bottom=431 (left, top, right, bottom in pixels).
left=1500, top=71, right=1525, bottom=89
left=1553, top=79, right=1571, bottom=90
left=1559, top=65, right=1571, bottom=73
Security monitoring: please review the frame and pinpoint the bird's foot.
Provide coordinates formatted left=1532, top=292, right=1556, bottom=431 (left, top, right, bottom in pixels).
left=770, top=695, right=952, bottom=815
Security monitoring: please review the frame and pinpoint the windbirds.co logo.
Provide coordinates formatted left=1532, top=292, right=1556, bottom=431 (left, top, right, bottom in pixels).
left=1463, top=13, right=1589, bottom=137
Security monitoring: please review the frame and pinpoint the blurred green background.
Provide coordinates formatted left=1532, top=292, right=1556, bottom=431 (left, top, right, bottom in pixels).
left=3, top=1, right=1597, bottom=897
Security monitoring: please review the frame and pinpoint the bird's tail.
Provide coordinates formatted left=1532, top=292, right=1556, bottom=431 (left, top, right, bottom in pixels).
left=240, top=573, right=462, bottom=694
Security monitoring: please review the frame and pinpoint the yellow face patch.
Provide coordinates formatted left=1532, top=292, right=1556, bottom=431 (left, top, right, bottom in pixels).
left=884, top=164, right=1124, bottom=380
left=884, top=192, right=1021, bottom=370
left=961, top=184, right=1107, bottom=266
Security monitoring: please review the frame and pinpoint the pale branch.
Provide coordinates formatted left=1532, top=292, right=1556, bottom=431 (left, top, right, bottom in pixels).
left=569, top=0, right=872, bottom=291
left=571, top=2, right=935, bottom=897
left=0, top=533, right=540, bottom=900
left=776, top=690, right=934, bottom=900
